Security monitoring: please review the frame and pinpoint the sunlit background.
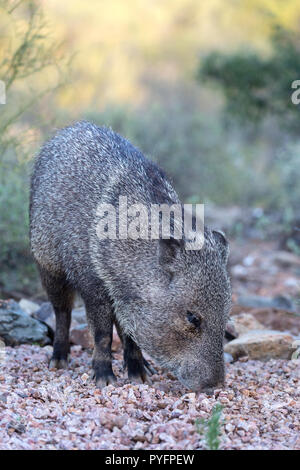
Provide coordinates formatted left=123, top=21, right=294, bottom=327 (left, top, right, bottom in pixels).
left=0, top=0, right=300, bottom=296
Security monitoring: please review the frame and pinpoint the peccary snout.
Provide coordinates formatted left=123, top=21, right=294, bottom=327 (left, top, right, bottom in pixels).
left=176, top=355, right=225, bottom=392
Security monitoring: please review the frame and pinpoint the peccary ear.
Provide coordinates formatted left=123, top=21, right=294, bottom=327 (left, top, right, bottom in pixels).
left=158, top=237, right=183, bottom=271
left=212, top=230, right=229, bottom=264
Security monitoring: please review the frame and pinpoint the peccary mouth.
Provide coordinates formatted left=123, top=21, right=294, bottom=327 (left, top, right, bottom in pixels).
left=176, top=374, right=224, bottom=393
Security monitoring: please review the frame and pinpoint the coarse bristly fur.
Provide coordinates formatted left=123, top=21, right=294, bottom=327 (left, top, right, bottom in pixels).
left=30, top=121, right=232, bottom=391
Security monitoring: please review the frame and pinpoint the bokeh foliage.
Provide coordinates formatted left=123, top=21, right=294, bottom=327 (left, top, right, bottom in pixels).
left=0, top=0, right=67, bottom=295
left=198, top=25, right=300, bottom=215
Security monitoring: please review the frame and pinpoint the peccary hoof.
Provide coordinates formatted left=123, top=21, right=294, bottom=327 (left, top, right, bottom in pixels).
left=95, top=374, right=117, bottom=389
left=49, top=358, right=68, bottom=369
left=130, top=374, right=152, bottom=386
left=90, top=364, right=117, bottom=388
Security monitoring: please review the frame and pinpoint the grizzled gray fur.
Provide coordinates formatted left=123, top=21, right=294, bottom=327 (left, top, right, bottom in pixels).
left=30, top=121, right=231, bottom=391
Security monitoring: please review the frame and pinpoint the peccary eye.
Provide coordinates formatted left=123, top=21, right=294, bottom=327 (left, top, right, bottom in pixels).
left=186, top=311, right=201, bottom=328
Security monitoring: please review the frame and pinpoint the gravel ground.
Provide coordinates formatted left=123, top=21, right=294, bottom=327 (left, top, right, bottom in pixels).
left=0, top=344, right=299, bottom=450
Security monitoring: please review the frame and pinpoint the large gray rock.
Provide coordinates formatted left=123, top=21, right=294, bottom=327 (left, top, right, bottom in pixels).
left=70, top=324, right=121, bottom=351
left=224, top=329, right=295, bottom=360
left=0, top=299, right=50, bottom=346
left=34, top=302, right=54, bottom=324
left=34, top=303, right=87, bottom=332
left=70, top=324, right=93, bottom=349
left=71, top=307, right=86, bottom=325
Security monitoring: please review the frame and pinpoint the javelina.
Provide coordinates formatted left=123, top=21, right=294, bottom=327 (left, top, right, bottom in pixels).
left=30, top=121, right=231, bottom=392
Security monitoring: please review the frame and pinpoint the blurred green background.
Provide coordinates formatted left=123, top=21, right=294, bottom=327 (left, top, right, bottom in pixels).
left=0, top=0, right=299, bottom=297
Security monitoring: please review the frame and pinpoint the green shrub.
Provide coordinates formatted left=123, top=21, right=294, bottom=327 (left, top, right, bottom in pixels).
left=198, top=26, right=300, bottom=132
left=195, top=403, right=224, bottom=450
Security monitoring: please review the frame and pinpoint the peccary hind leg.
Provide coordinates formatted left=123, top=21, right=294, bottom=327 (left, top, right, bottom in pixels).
left=82, top=288, right=117, bottom=388
left=39, top=267, right=74, bottom=369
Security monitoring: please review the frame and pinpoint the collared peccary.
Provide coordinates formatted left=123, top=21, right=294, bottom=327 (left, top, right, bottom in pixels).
left=30, top=121, right=231, bottom=392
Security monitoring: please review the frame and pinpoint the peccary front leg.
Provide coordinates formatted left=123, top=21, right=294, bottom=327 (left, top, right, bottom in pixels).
left=124, top=336, right=150, bottom=383
left=39, top=267, right=74, bottom=369
left=82, top=292, right=116, bottom=388
left=115, top=321, right=156, bottom=382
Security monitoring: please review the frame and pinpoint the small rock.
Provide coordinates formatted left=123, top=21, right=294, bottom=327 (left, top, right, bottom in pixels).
left=19, top=299, right=39, bottom=316
left=225, top=318, right=238, bottom=340
left=225, top=423, right=235, bottom=433
left=70, top=324, right=93, bottom=349
left=224, top=352, right=234, bottom=363
left=231, top=265, right=248, bottom=280
left=224, top=330, right=294, bottom=360
left=284, top=278, right=299, bottom=289
left=0, top=392, right=9, bottom=403
left=80, top=373, right=89, bottom=383
left=291, top=340, right=300, bottom=359
left=6, top=420, right=26, bottom=435
left=43, top=345, right=53, bottom=354
left=131, top=429, right=146, bottom=442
